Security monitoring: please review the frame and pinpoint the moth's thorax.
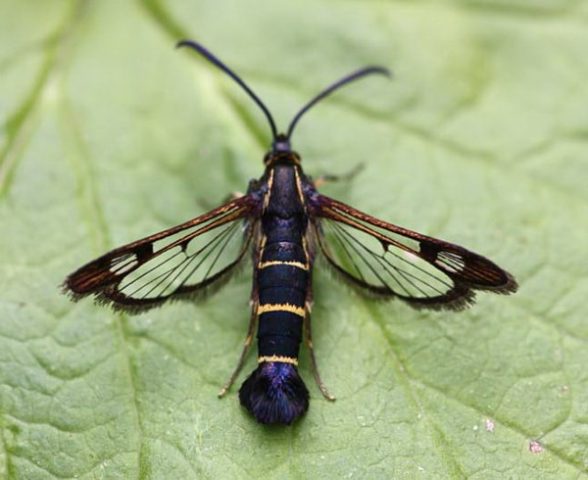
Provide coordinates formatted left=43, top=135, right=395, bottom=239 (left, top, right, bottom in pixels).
left=263, top=164, right=306, bottom=217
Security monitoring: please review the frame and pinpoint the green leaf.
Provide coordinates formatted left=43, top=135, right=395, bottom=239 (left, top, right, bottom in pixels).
left=1, top=0, right=587, bottom=478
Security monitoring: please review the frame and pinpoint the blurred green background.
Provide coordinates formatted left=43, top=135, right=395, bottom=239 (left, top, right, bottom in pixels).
left=1, top=1, right=587, bottom=479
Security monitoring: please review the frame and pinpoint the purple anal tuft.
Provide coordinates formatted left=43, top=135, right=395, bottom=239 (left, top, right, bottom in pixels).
left=239, top=362, right=309, bottom=425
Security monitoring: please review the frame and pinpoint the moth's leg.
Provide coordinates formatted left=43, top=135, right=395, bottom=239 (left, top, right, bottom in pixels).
left=313, top=163, right=364, bottom=189
left=304, top=289, right=336, bottom=401
left=218, top=297, right=258, bottom=398
left=219, top=225, right=263, bottom=398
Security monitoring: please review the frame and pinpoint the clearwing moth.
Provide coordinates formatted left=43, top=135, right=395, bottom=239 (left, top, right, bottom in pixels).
left=64, top=41, right=517, bottom=425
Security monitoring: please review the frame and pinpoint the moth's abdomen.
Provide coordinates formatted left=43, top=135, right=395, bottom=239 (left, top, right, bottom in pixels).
left=257, top=254, right=307, bottom=354
left=239, top=236, right=310, bottom=424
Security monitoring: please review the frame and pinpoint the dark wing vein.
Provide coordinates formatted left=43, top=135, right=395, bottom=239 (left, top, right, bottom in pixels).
left=329, top=221, right=407, bottom=295
left=328, top=220, right=450, bottom=299
left=123, top=220, right=240, bottom=299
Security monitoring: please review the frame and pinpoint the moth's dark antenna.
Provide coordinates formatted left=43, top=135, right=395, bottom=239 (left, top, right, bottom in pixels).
left=286, top=66, right=391, bottom=140
left=177, top=40, right=279, bottom=140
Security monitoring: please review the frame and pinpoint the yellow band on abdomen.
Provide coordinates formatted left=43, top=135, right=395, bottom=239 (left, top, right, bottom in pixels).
left=258, top=355, right=298, bottom=365
left=257, top=303, right=306, bottom=317
left=258, top=260, right=309, bottom=270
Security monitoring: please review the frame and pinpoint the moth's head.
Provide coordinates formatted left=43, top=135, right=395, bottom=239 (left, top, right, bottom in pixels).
left=272, top=133, right=291, bottom=153
left=263, top=133, right=301, bottom=167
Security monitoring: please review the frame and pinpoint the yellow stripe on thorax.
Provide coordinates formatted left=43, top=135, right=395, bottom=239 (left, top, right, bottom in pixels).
left=294, top=167, right=306, bottom=206
left=257, top=303, right=306, bottom=317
